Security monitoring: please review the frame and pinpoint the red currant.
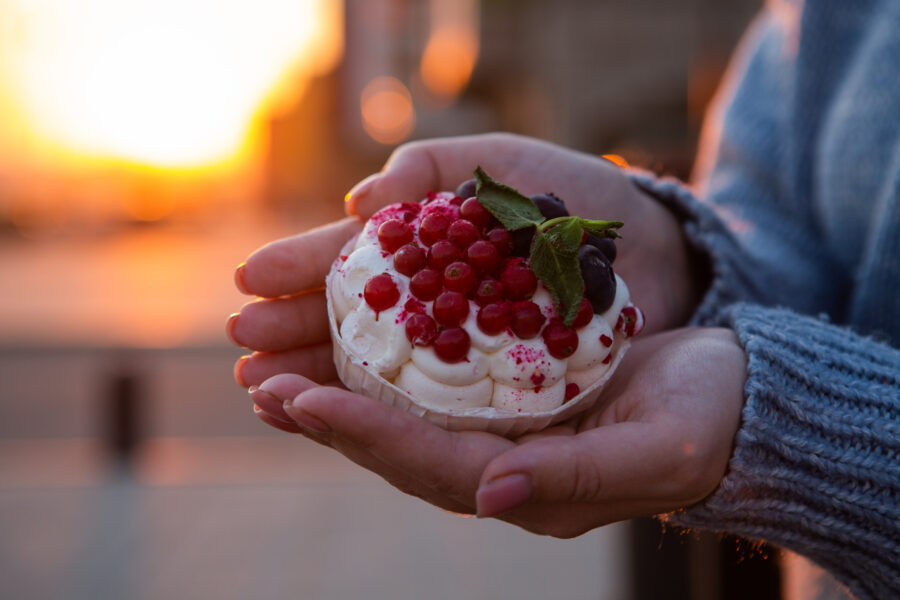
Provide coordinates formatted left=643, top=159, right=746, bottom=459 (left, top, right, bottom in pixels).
left=409, top=268, right=442, bottom=301
left=447, top=219, right=480, bottom=250
left=466, top=240, right=500, bottom=274
left=485, top=227, right=513, bottom=257
left=433, top=327, right=471, bottom=363
left=459, top=197, right=493, bottom=229
left=564, top=383, right=580, bottom=400
left=427, top=240, right=461, bottom=270
left=472, top=279, right=505, bottom=306
left=443, top=261, right=477, bottom=294
left=418, top=213, right=451, bottom=246
left=364, top=273, right=400, bottom=312
left=501, top=259, right=538, bottom=300
left=573, top=296, right=594, bottom=328
left=509, top=301, right=545, bottom=339
left=405, top=313, right=438, bottom=346
left=477, top=302, right=511, bottom=335
left=393, top=244, right=426, bottom=276
left=433, top=291, right=469, bottom=327
left=542, top=319, right=579, bottom=359
left=377, top=219, right=413, bottom=253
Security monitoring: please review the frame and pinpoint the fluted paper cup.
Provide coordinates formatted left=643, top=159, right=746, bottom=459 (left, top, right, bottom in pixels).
left=326, top=237, right=629, bottom=438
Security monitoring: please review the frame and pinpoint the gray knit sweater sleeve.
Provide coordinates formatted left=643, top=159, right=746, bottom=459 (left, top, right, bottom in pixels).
left=674, top=303, right=899, bottom=600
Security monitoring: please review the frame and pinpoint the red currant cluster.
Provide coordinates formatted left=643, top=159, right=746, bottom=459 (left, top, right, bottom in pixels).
left=361, top=195, right=602, bottom=366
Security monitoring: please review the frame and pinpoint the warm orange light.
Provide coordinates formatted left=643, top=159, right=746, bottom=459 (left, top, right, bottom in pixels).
left=360, top=77, right=415, bottom=145
left=602, top=154, right=630, bottom=168
left=420, top=26, right=479, bottom=100
left=0, top=0, right=343, bottom=169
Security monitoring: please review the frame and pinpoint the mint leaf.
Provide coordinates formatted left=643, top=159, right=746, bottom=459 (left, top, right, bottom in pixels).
left=579, top=218, right=623, bottom=239
left=474, top=166, right=544, bottom=231
left=530, top=221, right=585, bottom=326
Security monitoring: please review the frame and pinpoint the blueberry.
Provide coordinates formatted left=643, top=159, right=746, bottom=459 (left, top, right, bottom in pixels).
left=578, top=244, right=616, bottom=313
left=531, top=193, right=569, bottom=221
left=585, top=234, right=617, bottom=263
left=512, top=227, right=535, bottom=257
left=456, top=178, right=477, bottom=200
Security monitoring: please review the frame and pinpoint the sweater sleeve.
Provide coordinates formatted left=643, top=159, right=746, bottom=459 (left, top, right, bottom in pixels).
left=664, top=303, right=900, bottom=600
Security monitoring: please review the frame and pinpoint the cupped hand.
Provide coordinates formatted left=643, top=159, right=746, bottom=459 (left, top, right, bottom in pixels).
left=250, top=327, right=746, bottom=538
left=229, top=132, right=699, bottom=391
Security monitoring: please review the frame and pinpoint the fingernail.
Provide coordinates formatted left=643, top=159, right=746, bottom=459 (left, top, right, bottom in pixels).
left=225, top=313, right=241, bottom=346
left=284, top=398, right=331, bottom=433
left=234, top=355, right=251, bottom=387
left=234, top=263, right=250, bottom=294
left=249, top=386, right=293, bottom=422
left=345, top=173, right=381, bottom=214
left=476, top=473, right=533, bottom=518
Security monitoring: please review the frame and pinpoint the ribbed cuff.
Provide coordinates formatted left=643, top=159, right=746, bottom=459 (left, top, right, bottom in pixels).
left=666, top=303, right=900, bottom=600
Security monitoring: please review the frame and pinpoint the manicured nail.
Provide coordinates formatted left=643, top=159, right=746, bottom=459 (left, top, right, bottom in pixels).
left=234, top=355, right=251, bottom=387
left=345, top=173, right=381, bottom=214
left=234, top=263, right=250, bottom=294
left=476, top=473, right=533, bottom=518
left=249, top=386, right=293, bottom=422
left=225, top=313, right=241, bottom=345
left=284, top=398, right=331, bottom=433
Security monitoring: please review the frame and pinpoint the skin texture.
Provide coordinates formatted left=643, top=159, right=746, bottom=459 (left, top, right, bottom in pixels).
left=229, top=133, right=747, bottom=535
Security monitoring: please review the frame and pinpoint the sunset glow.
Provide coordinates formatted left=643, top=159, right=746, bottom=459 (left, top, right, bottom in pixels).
left=0, top=0, right=342, bottom=168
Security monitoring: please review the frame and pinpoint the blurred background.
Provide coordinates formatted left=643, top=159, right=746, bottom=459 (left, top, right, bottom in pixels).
left=0, top=1, right=772, bottom=598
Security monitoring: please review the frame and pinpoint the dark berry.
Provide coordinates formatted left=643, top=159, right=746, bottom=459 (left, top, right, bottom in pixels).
left=377, top=219, right=414, bottom=253
left=433, top=291, right=469, bottom=327
left=509, top=301, right=545, bottom=339
left=573, top=297, right=594, bottom=328
left=585, top=234, right=617, bottom=263
left=364, top=273, right=400, bottom=312
left=393, top=244, right=426, bottom=276
left=466, top=240, right=500, bottom=274
left=447, top=219, right=480, bottom=250
left=455, top=178, right=477, bottom=200
left=459, top=197, right=492, bottom=229
left=433, top=327, right=470, bottom=363
left=531, top=193, right=568, bottom=220
left=501, top=259, right=538, bottom=300
left=418, top=213, right=451, bottom=246
left=443, top=261, right=477, bottom=294
left=564, top=383, right=580, bottom=400
left=477, top=302, right=511, bottom=335
left=472, top=279, right=505, bottom=306
left=405, top=313, right=437, bottom=346
left=578, top=244, right=616, bottom=313
left=409, top=268, right=442, bottom=301
left=542, top=319, right=579, bottom=359
left=511, top=227, right=535, bottom=257
left=485, top=227, right=513, bottom=257
left=427, top=239, right=461, bottom=270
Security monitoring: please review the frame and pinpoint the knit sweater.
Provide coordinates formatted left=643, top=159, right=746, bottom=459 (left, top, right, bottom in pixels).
left=626, top=1, right=900, bottom=598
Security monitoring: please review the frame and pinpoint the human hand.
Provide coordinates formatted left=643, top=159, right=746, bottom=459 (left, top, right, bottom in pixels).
left=229, top=132, right=701, bottom=390
left=250, top=327, right=746, bottom=537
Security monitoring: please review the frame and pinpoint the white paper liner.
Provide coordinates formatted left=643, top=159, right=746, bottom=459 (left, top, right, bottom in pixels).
left=326, top=237, right=630, bottom=438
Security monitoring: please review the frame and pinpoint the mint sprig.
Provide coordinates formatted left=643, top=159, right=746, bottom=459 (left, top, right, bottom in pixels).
left=474, top=167, right=623, bottom=326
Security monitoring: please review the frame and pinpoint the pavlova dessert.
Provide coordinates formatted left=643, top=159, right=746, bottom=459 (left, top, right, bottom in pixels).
left=326, top=168, right=644, bottom=436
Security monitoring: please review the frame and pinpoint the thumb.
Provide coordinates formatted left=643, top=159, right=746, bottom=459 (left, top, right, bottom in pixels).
left=345, top=133, right=529, bottom=218
left=475, top=422, right=679, bottom=518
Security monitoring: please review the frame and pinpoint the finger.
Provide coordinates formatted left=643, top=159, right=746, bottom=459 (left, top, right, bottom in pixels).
left=258, top=374, right=475, bottom=514
left=229, top=291, right=329, bottom=351
left=235, top=344, right=337, bottom=388
left=253, top=404, right=305, bottom=434
left=236, top=217, right=364, bottom=298
left=476, top=422, right=685, bottom=517
left=347, top=133, right=533, bottom=218
left=285, top=384, right=515, bottom=507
